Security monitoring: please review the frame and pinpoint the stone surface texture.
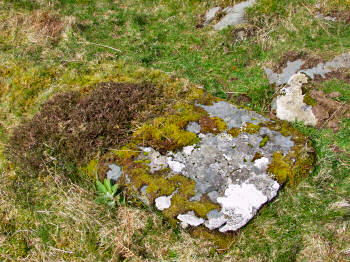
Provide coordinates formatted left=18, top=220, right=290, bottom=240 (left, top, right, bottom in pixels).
left=204, top=7, right=221, bottom=25
left=132, top=101, right=297, bottom=232
left=213, top=0, right=256, bottom=30
left=275, top=73, right=317, bottom=126
left=107, top=83, right=314, bottom=237
left=106, top=164, right=122, bottom=182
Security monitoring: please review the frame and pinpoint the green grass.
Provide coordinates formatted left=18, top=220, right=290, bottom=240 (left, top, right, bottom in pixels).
left=0, top=0, right=349, bottom=261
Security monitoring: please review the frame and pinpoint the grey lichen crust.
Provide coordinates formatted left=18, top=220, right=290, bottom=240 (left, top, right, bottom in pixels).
left=125, top=101, right=295, bottom=233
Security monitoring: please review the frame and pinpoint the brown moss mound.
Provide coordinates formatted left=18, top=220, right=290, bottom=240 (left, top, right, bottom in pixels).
left=7, top=82, right=164, bottom=175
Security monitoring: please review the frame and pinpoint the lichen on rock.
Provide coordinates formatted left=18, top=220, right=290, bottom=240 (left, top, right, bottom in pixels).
left=108, top=97, right=314, bottom=238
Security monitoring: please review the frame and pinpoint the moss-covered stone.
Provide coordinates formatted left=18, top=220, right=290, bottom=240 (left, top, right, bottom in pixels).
left=263, top=120, right=315, bottom=186
left=303, top=93, right=317, bottom=106
left=133, top=103, right=204, bottom=153
left=227, top=127, right=241, bottom=137
left=259, top=135, right=269, bottom=148
left=242, top=122, right=261, bottom=134
left=268, top=152, right=292, bottom=184
left=199, top=116, right=227, bottom=134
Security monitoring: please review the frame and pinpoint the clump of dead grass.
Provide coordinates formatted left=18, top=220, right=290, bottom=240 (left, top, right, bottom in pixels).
left=0, top=9, right=74, bottom=45
left=0, top=167, right=219, bottom=261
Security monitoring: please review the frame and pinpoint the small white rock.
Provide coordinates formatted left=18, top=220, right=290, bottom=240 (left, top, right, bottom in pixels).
left=253, top=157, right=269, bottom=170
left=167, top=158, right=185, bottom=173
left=177, top=212, right=205, bottom=227
left=155, top=196, right=172, bottom=211
left=183, top=145, right=195, bottom=156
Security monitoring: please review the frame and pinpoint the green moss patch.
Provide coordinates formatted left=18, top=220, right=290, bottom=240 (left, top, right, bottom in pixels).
left=259, top=135, right=269, bottom=148
left=264, top=120, right=315, bottom=186
left=133, top=104, right=204, bottom=153
left=242, top=122, right=261, bottom=134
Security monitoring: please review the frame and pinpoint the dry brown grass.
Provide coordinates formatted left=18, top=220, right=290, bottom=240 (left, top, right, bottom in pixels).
left=0, top=167, right=224, bottom=261
left=0, top=8, right=74, bottom=45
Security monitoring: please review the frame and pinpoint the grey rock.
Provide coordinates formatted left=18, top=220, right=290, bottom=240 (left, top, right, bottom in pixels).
left=186, top=122, right=201, bottom=134
left=316, top=13, right=337, bottom=22
left=140, top=185, right=148, bottom=194
left=207, top=191, right=219, bottom=203
left=300, top=52, right=350, bottom=79
left=265, top=52, right=350, bottom=86
left=264, top=59, right=305, bottom=86
left=204, top=7, right=221, bottom=25
left=213, top=0, right=256, bottom=30
left=199, top=101, right=266, bottom=128
left=139, top=102, right=294, bottom=232
left=107, top=164, right=122, bottom=182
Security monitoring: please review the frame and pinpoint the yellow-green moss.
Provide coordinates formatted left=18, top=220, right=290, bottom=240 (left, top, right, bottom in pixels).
left=164, top=193, right=219, bottom=220
left=268, top=151, right=292, bottom=184
left=228, top=127, right=241, bottom=137
left=79, top=159, right=98, bottom=181
left=259, top=135, right=269, bottom=148
left=133, top=103, right=204, bottom=152
left=112, top=144, right=141, bottom=160
left=192, top=227, right=234, bottom=250
left=263, top=120, right=315, bottom=186
left=303, top=93, right=317, bottom=106
left=242, top=122, right=260, bottom=134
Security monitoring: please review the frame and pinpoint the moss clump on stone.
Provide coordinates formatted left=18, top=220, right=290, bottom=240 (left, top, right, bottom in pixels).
left=268, top=152, right=292, bottom=184
left=303, top=93, right=317, bottom=106
left=227, top=127, right=241, bottom=137
left=199, top=116, right=227, bottom=134
left=259, top=135, right=269, bottom=148
left=242, top=122, right=261, bottom=134
left=261, top=120, right=315, bottom=186
left=133, top=103, right=204, bottom=153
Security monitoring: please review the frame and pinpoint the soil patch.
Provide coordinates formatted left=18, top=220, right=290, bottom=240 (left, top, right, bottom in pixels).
left=309, top=90, right=350, bottom=131
left=231, top=93, right=252, bottom=105
left=313, top=68, right=350, bottom=84
left=272, top=51, right=324, bottom=74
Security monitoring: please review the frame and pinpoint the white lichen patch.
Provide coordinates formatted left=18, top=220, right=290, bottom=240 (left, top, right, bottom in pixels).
left=177, top=211, right=205, bottom=228
left=106, top=164, right=123, bottom=182
left=155, top=189, right=178, bottom=211
left=217, top=182, right=278, bottom=232
left=155, top=196, right=172, bottom=211
left=275, top=73, right=317, bottom=126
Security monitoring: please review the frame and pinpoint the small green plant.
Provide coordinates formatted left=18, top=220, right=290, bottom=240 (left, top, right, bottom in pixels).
left=96, top=179, right=124, bottom=208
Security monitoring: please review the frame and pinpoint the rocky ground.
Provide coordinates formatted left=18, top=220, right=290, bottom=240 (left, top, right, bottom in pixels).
left=0, top=0, right=349, bottom=261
